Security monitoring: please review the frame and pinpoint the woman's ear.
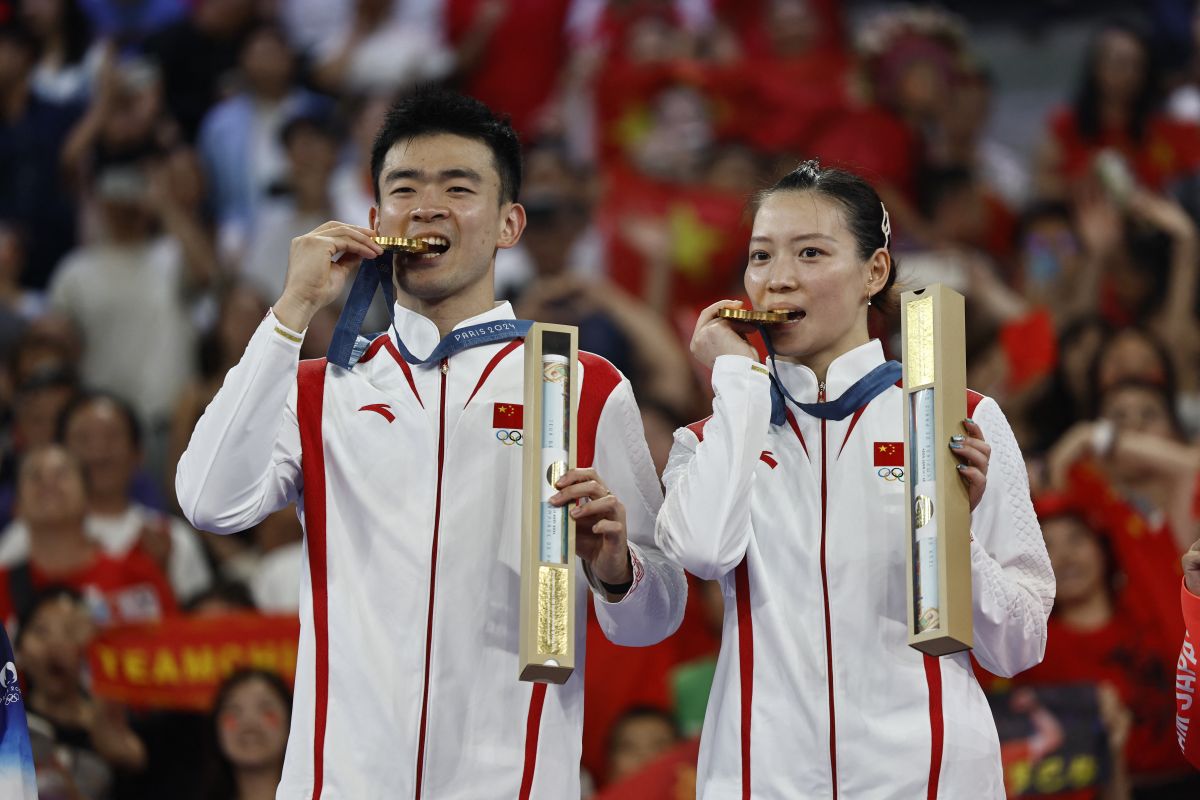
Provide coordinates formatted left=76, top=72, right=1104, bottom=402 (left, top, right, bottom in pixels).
left=866, top=247, right=890, bottom=297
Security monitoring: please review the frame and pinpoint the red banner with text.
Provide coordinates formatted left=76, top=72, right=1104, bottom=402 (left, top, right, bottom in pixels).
left=87, top=613, right=300, bottom=711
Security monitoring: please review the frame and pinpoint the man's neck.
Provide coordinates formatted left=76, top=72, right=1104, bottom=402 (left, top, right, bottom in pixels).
left=29, top=521, right=95, bottom=573
left=397, top=285, right=497, bottom=339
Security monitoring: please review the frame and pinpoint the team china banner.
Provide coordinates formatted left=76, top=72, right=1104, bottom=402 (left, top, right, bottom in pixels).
left=87, top=613, right=300, bottom=711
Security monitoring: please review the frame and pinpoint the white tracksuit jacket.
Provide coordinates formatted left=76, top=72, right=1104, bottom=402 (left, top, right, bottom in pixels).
left=176, top=302, right=687, bottom=799
left=656, top=341, right=1055, bottom=799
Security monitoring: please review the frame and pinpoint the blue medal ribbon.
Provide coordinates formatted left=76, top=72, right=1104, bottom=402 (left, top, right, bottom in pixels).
left=327, top=259, right=533, bottom=369
left=758, top=325, right=902, bottom=424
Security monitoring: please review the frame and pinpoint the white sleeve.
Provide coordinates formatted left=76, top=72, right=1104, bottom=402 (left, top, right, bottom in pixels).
left=968, top=396, right=1055, bottom=677
left=589, top=378, right=687, bottom=646
left=175, top=311, right=304, bottom=535
left=655, top=355, right=773, bottom=581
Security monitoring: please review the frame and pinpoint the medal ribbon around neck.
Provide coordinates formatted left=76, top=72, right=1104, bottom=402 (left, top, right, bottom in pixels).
left=758, top=324, right=902, bottom=424
left=327, top=259, right=533, bottom=370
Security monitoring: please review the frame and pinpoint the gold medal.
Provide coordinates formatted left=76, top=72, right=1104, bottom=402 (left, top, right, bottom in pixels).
left=373, top=236, right=433, bottom=253
left=717, top=308, right=797, bottom=324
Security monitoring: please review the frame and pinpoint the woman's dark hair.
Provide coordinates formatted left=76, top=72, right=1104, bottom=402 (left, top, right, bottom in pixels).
left=754, top=160, right=898, bottom=310
left=14, top=585, right=84, bottom=649
left=19, top=0, right=93, bottom=65
left=204, top=669, right=293, bottom=800
left=1073, top=18, right=1160, bottom=142
left=55, top=390, right=143, bottom=451
left=1027, top=315, right=1111, bottom=453
left=1085, top=325, right=1177, bottom=418
left=370, top=86, right=522, bottom=205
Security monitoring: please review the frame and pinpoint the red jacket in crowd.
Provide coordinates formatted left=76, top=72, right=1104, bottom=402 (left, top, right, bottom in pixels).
left=1179, top=580, right=1200, bottom=768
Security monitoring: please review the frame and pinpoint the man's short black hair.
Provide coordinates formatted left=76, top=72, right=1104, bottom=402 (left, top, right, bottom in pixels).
left=370, top=87, right=522, bottom=205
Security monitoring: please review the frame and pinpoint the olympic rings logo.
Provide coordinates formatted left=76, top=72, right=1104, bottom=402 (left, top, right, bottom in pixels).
left=496, top=430, right=523, bottom=446
left=877, top=467, right=905, bottom=482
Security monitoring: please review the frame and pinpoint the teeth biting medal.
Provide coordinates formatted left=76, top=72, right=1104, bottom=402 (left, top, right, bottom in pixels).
left=373, top=236, right=449, bottom=254
left=717, top=308, right=800, bottom=324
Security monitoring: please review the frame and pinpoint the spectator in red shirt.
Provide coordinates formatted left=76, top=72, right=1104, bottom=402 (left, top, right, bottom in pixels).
left=605, top=705, right=681, bottom=786
left=0, top=444, right=175, bottom=626
left=1035, top=18, right=1200, bottom=199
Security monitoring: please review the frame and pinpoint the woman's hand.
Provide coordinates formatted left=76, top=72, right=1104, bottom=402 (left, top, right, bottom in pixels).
left=951, top=418, right=991, bottom=512
left=689, top=300, right=758, bottom=369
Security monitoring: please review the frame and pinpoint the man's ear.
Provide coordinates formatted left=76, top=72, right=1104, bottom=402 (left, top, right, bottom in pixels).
left=369, top=206, right=379, bottom=232
left=497, top=203, right=526, bottom=250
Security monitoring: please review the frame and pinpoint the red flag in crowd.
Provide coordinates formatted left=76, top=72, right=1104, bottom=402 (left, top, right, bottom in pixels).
left=598, top=166, right=750, bottom=312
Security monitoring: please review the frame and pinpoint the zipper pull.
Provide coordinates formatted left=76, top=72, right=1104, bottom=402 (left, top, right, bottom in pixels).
left=818, top=381, right=826, bottom=402
left=440, top=358, right=449, bottom=375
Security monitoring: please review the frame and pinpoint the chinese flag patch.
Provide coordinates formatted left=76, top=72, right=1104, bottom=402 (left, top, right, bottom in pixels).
left=493, top=403, right=523, bottom=429
left=874, top=441, right=904, bottom=467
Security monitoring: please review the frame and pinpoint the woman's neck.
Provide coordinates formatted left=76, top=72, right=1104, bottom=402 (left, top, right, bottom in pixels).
left=29, top=521, right=96, bottom=573
left=1099, top=99, right=1131, bottom=133
left=235, top=764, right=283, bottom=800
left=1056, top=590, right=1114, bottom=632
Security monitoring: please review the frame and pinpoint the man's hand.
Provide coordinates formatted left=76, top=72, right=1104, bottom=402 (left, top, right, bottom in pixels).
left=273, top=221, right=384, bottom=331
left=690, top=300, right=758, bottom=369
left=1184, top=538, right=1200, bottom=595
left=550, top=468, right=632, bottom=595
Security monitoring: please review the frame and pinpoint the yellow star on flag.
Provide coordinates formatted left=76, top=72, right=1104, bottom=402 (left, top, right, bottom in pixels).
left=668, top=203, right=721, bottom=280
left=614, top=105, right=653, bottom=152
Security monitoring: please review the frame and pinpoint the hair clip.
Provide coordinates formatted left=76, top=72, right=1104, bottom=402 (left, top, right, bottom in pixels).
left=880, top=202, right=891, bottom=248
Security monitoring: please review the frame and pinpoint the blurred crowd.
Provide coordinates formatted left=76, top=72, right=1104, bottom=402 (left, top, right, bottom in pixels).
left=1, top=0, right=1200, bottom=797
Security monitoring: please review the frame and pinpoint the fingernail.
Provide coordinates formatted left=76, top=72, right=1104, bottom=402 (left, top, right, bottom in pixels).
left=950, top=434, right=965, bottom=443
left=956, top=464, right=968, bottom=471
left=964, top=418, right=975, bottom=425
left=949, top=442, right=964, bottom=450
left=570, top=507, right=581, bottom=517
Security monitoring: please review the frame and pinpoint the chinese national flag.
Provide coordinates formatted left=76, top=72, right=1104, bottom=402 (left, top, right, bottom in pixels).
left=874, top=442, right=904, bottom=467
left=493, top=403, right=523, bottom=429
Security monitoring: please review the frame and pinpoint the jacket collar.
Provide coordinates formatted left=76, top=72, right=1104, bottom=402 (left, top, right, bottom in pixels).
left=390, top=301, right=516, bottom=364
left=771, top=339, right=886, bottom=406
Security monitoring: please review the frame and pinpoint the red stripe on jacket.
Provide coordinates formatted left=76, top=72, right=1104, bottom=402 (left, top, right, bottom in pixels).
left=924, top=655, right=945, bottom=798
left=359, top=334, right=423, bottom=407
left=296, top=359, right=331, bottom=800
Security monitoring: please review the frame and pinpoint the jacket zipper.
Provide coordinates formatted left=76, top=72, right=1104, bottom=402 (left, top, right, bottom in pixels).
left=818, top=380, right=839, bottom=797
left=414, top=357, right=449, bottom=798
